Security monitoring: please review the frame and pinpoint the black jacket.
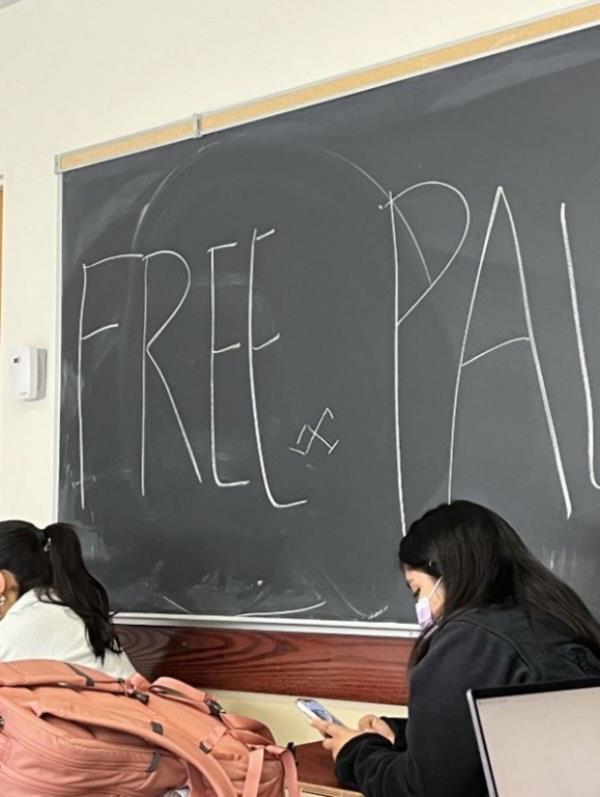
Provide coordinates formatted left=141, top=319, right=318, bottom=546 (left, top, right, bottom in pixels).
left=335, top=606, right=600, bottom=797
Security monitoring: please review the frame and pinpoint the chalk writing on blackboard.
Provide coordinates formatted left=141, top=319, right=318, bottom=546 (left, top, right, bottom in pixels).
left=208, top=239, right=249, bottom=489
left=77, top=233, right=311, bottom=511
left=448, top=187, right=571, bottom=518
left=142, top=250, right=202, bottom=497
left=78, top=253, right=143, bottom=509
left=328, top=147, right=474, bottom=536
left=290, top=408, right=339, bottom=457
left=75, top=174, right=587, bottom=526
left=248, top=227, right=309, bottom=509
left=561, top=202, right=600, bottom=492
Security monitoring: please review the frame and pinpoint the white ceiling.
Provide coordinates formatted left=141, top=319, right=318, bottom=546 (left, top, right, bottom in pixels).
left=0, top=0, right=23, bottom=9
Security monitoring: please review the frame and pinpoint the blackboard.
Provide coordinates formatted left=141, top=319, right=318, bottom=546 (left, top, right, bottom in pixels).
left=60, top=25, right=600, bottom=625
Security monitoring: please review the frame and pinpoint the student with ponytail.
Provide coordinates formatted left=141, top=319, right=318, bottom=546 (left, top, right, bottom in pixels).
left=0, top=520, right=134, bottom=678
left=314, top=501, right=600, bottom=797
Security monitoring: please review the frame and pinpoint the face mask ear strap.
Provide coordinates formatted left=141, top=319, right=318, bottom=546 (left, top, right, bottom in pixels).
left=429, top=576, right=443, bottom=599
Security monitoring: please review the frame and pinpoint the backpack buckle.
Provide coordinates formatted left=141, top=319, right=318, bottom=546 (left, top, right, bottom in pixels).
left=205, top=699, right=225, bottom=716
left=127, top=688, right=150, bottom=705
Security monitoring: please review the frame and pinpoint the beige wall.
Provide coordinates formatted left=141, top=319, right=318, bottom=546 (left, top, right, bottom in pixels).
left=0, top=0, right=593, bottom=741
left=210, top=689, right=408, bottom=746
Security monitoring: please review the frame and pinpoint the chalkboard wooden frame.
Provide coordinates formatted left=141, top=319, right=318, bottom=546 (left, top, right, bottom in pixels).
left=56, top=5, right=599, bottom=173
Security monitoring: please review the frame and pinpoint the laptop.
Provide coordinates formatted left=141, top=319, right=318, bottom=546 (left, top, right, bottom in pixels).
left=467, top=678, right=600, bottom=796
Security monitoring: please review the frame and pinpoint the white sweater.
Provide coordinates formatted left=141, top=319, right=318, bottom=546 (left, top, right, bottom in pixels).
left=0, top=589, right=135, bottom=679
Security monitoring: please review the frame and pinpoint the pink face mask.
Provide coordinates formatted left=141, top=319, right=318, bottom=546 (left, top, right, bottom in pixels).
left=415, top=577, right=443, bottom=630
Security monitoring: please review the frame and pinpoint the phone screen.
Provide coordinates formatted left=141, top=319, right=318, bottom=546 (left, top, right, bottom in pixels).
left=297, top=698, right=340, bottom=724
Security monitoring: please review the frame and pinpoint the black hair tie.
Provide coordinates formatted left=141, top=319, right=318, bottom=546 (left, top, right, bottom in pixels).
left=35, top=528, right=52, bottom=553
left=426, top=559, right=439, bottom=575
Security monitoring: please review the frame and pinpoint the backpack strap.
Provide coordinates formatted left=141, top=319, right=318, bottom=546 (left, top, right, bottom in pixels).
left=267, top=745, right=301, bottom=797
left=162, top=735, right=237, bottom=797
left=117, top=713, right=237, bottom=797
left=150, top=677, right=211, bottom=706
left=185, top=761, right=236, bottom=797
left=128, top=672, right=151, bottom=691
left=242, top=747, right=264, bottom=797
left=0, top=660, right=124, bottom=693
left=150, top=684, right=300, bottom=797
left=221, top=714, right=275, bottom=746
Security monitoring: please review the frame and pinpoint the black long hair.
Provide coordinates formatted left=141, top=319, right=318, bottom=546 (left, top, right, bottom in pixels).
left=400, top=500, right=600, bottom=665
left=0, top=521, right=123, bottom=660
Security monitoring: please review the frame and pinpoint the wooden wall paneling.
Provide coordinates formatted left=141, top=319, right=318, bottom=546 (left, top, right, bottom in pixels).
left=118, top=625, right=413, bottom=705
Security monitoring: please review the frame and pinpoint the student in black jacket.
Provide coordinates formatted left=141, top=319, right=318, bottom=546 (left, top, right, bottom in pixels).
left=313, top=500, right=600, bottom=797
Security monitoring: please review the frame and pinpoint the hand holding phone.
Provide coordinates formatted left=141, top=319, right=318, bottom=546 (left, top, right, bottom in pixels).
left=295, top=697, right=341, bottom=725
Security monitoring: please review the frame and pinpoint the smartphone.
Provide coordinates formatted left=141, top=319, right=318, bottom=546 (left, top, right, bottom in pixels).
left=295, top=697, right=341, bottom=725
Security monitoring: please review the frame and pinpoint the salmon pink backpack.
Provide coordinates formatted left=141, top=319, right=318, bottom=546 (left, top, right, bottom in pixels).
left=0, top=660, right=300, bottom=797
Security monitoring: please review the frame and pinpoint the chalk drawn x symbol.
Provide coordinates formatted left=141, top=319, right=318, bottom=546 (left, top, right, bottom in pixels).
left=290, top=408, right=339, bottom=457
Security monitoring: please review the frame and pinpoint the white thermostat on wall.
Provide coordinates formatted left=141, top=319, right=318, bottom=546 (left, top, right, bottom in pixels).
left=8, top=347, right=47, bottom=401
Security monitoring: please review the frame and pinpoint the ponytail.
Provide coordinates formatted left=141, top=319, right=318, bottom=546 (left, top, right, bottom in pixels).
left=0, top=520, right=123, bottom=660
left=43, top=523, right=123, bottom=659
